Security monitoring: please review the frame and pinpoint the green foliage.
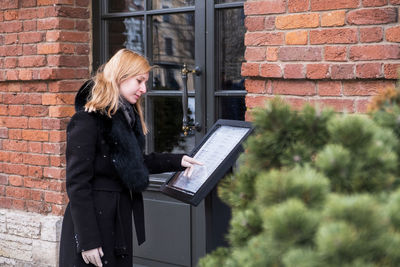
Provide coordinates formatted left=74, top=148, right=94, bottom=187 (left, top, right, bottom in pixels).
left=202, top=92, right=400, bottom=266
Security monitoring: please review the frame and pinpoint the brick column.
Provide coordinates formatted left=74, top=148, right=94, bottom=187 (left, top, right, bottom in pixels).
left=0, top=0, right=91, bottom=265
left=243, top=0, right=400, bottom=115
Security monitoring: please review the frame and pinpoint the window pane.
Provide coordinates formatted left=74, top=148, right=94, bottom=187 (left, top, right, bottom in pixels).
left=151, top=0, right=195, bottom=10
left=107, top=17, right=145, bottom=58
left=152, top=13, right=195, bottom=91
left=152, top=96, right=195, bottom=153
left=108, top=0, right=144, bottom=12
left=217, top=95, right=246, bottom=121
left=215, top=8, right=245, bottom=91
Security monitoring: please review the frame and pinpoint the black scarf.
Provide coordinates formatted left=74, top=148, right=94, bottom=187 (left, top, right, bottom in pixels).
left=107, top=98, right=149, bottom=192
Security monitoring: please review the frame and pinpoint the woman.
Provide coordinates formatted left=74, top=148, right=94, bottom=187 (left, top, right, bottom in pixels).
left=59, top=49, right=200, bottom=267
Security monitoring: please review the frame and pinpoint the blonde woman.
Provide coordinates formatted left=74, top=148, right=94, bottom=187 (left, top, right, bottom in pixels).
left=59, top=49, right=200, bottom=267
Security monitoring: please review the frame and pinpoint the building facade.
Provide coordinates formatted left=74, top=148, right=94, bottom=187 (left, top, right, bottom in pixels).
left=0, top=0, right=399, bottom=266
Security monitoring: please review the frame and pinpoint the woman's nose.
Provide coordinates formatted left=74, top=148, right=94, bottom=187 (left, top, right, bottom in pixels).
left=140, top=83, right=147, bottom=93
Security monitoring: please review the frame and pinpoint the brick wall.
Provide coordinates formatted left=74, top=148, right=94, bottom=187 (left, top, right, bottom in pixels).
left=0, top=0, right=91, bottom=217
left=243, top=0, right=400, bottom=114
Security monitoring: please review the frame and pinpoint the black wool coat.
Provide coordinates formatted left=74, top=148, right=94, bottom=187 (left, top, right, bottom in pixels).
left=59, top=80, right=185, bottom=267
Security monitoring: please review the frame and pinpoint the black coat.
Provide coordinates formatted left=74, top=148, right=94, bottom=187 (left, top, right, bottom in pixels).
left=59, top=81, right=185, bottom=267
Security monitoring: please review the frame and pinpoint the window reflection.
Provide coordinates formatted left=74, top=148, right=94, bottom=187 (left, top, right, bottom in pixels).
left=107, top=17, right=145, bottom=57
left=152, top=13, right=195, bottom=91
left=108, top=0, right=144, bottom=12
left=151, top=0, right=195, bottom=10
left=218, top=95, right=246, bottom=121
left=152, top=96, right=195, bottom=153
left=216, top=8, right=245, bottom=92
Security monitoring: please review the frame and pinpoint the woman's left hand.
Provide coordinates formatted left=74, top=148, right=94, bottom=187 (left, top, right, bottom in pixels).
left=181, top=155, right=203, bottom=178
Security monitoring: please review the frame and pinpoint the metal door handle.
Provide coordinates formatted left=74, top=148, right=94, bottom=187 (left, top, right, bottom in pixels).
left=181, top=63, right=201, bottom=136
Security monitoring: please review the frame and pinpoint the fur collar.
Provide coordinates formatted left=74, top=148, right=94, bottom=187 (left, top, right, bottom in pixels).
left=74, top=80, right=149, bottom=192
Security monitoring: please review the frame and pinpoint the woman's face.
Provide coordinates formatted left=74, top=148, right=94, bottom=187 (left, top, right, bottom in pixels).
left=119, top=72, right=149, bottom=104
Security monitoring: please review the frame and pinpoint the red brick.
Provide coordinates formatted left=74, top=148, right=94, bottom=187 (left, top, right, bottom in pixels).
left=29, top=94, right=43, bottom=105
left=356, top=63, right=383, bottom=78
left=26, top=200, right=51, bottom=214
left=343, top=80, right=395, bottom=96
left=276, top=13, right=319, bottom=29
left=49, top=106, right=75, bottom=118
left=267, top=47, right=279, bottom=61
left=30, top=190, right=44, bottom=201
left=2, top=117, right=28, bottom=129
left=51, top=204, right=65, bottom=216
left=22, top=82, right=47, bottom=92
left=4, top=58, right=18, bottom=68
left=18, top=32, right=43, bottom=44
left=18, top=8, right=38, bottom=20
left=260, top=63, right=282, bottom=78
left=2, top=140, right=28, bottom=152
left=43, top=143, right=64, bottom=154
left=57, top=6, right=90, bottom=19
left=8, top=129, right=22, bottom=140
left=324, top=46, right=347, bottom=61
left=29, top=166, right=43, bottom=178
left=318, top=81, right=342, bottom=96
left=0, top=174, right=7, bottom=185
left=272, top=80, right=316, bottom=96
left=18, top=55, right=46, bottom=67
left=37, top=17, right=75, bottom=30
left=356, top=98, right=370, bottom=113
left=23, top=154, right=49, bottom=166
left=42, top=118, right=69, bottom=130
left=363, top=0, right=388, bottom=6
left=310, top=28, right=357, bottom=44
left=28, top=142, right=42, bottom=153
left=49, top=131, right=66, bottom=142
left=284, top=64, right=305, bottom=79
left=23, top=106, right=48, bottom=117
left=279, top=47, right=322, bottom=61
left=244, top=0, right=286, bottom=15
left=3, top=93, right=29, bottom=105
left=45, top=191, right=67, bottom=204
left=241, top=63, right=260, bottom=76
left=9, top=175, right=23, bottom=187
left=9, top=152, right=24, bottom=164
left=245, top=47, right=266, bottom=61
left=23, top=44, right=37, bottom=55
left=37, top=43, right=75, bottom=54
left=306, top=64, right=330, bottom=79
left=246, top=95, right=271, bottom=109
left=6, top=187, right=31, bottom=199
left=5, top=45, right=23, bottom=56
left=4, top=34, right=18, bottom=45
left=265, top=16, right=276, bottom=30
left=43, top=167, right=66, bottom=179
left=76, top=20, right=90, bottom=31
left=23, top=20, right=36, bottom=31
left=347, top=8, right=397, bottom=25
left=245, top=16, right=266, bottom=31
left=4, top=10, right=18, bottom=20
left=245, top=79, right=266, bottom=94
left=288, top=0, right=309, bottom=12
left=12, top=199, right=26, bottom=210
left=331, top=64, right=355, bottom=80
left=22, top=130, right=49, bottom=141
left=384, top=64, right=400, bottom=79
left=0, top=151, right=9, bottom=162
left=28, top=118, right=43, bottom=129
left=321, top=11, right=346, bottom=27
left=19, top=69, right=33, bottom=81
left=311, top=99, right=355, bottom=113
left=50, top=154, right=66, bottom=167
left=3, top=21, right=22, bottom=33
left=1, top=0, right=18, bottom=9
left=350, top=45, right=400, bottom=60
left=46, top=31, right=89, bottom=43
left=42, top=93, right=75, bottom=105
left=311, top=0, right=359, bottom=11
left=285, top=31, right=308, bottom=45
left=38, top=0, right=74, bottom=5
left=391, top=0, right=400, bottom=4
left=360, top=27, right=383, bottom=43
left=0, top=127, right=8, bottom=138
left=245, top=32, right=284, bottom=45
left=21, top=0, right=37, bottom=7
left=7, top=105, right=23, bottom=116
left=386, top=26, right=400, bottom=42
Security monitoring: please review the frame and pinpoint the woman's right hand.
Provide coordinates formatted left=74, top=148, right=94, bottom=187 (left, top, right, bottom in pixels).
left=82, top=247, right=104, bottom=266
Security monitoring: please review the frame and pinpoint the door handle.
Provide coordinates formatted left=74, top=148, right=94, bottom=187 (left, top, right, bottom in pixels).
left=181, top=63, right=201, bottom=136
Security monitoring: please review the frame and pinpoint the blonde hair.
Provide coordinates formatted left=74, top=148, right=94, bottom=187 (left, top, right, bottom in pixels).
left=85, top=49, right=151, bottom=134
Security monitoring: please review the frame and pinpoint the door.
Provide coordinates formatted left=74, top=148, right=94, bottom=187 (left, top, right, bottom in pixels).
left=93, top=1, right=246, bottom=266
